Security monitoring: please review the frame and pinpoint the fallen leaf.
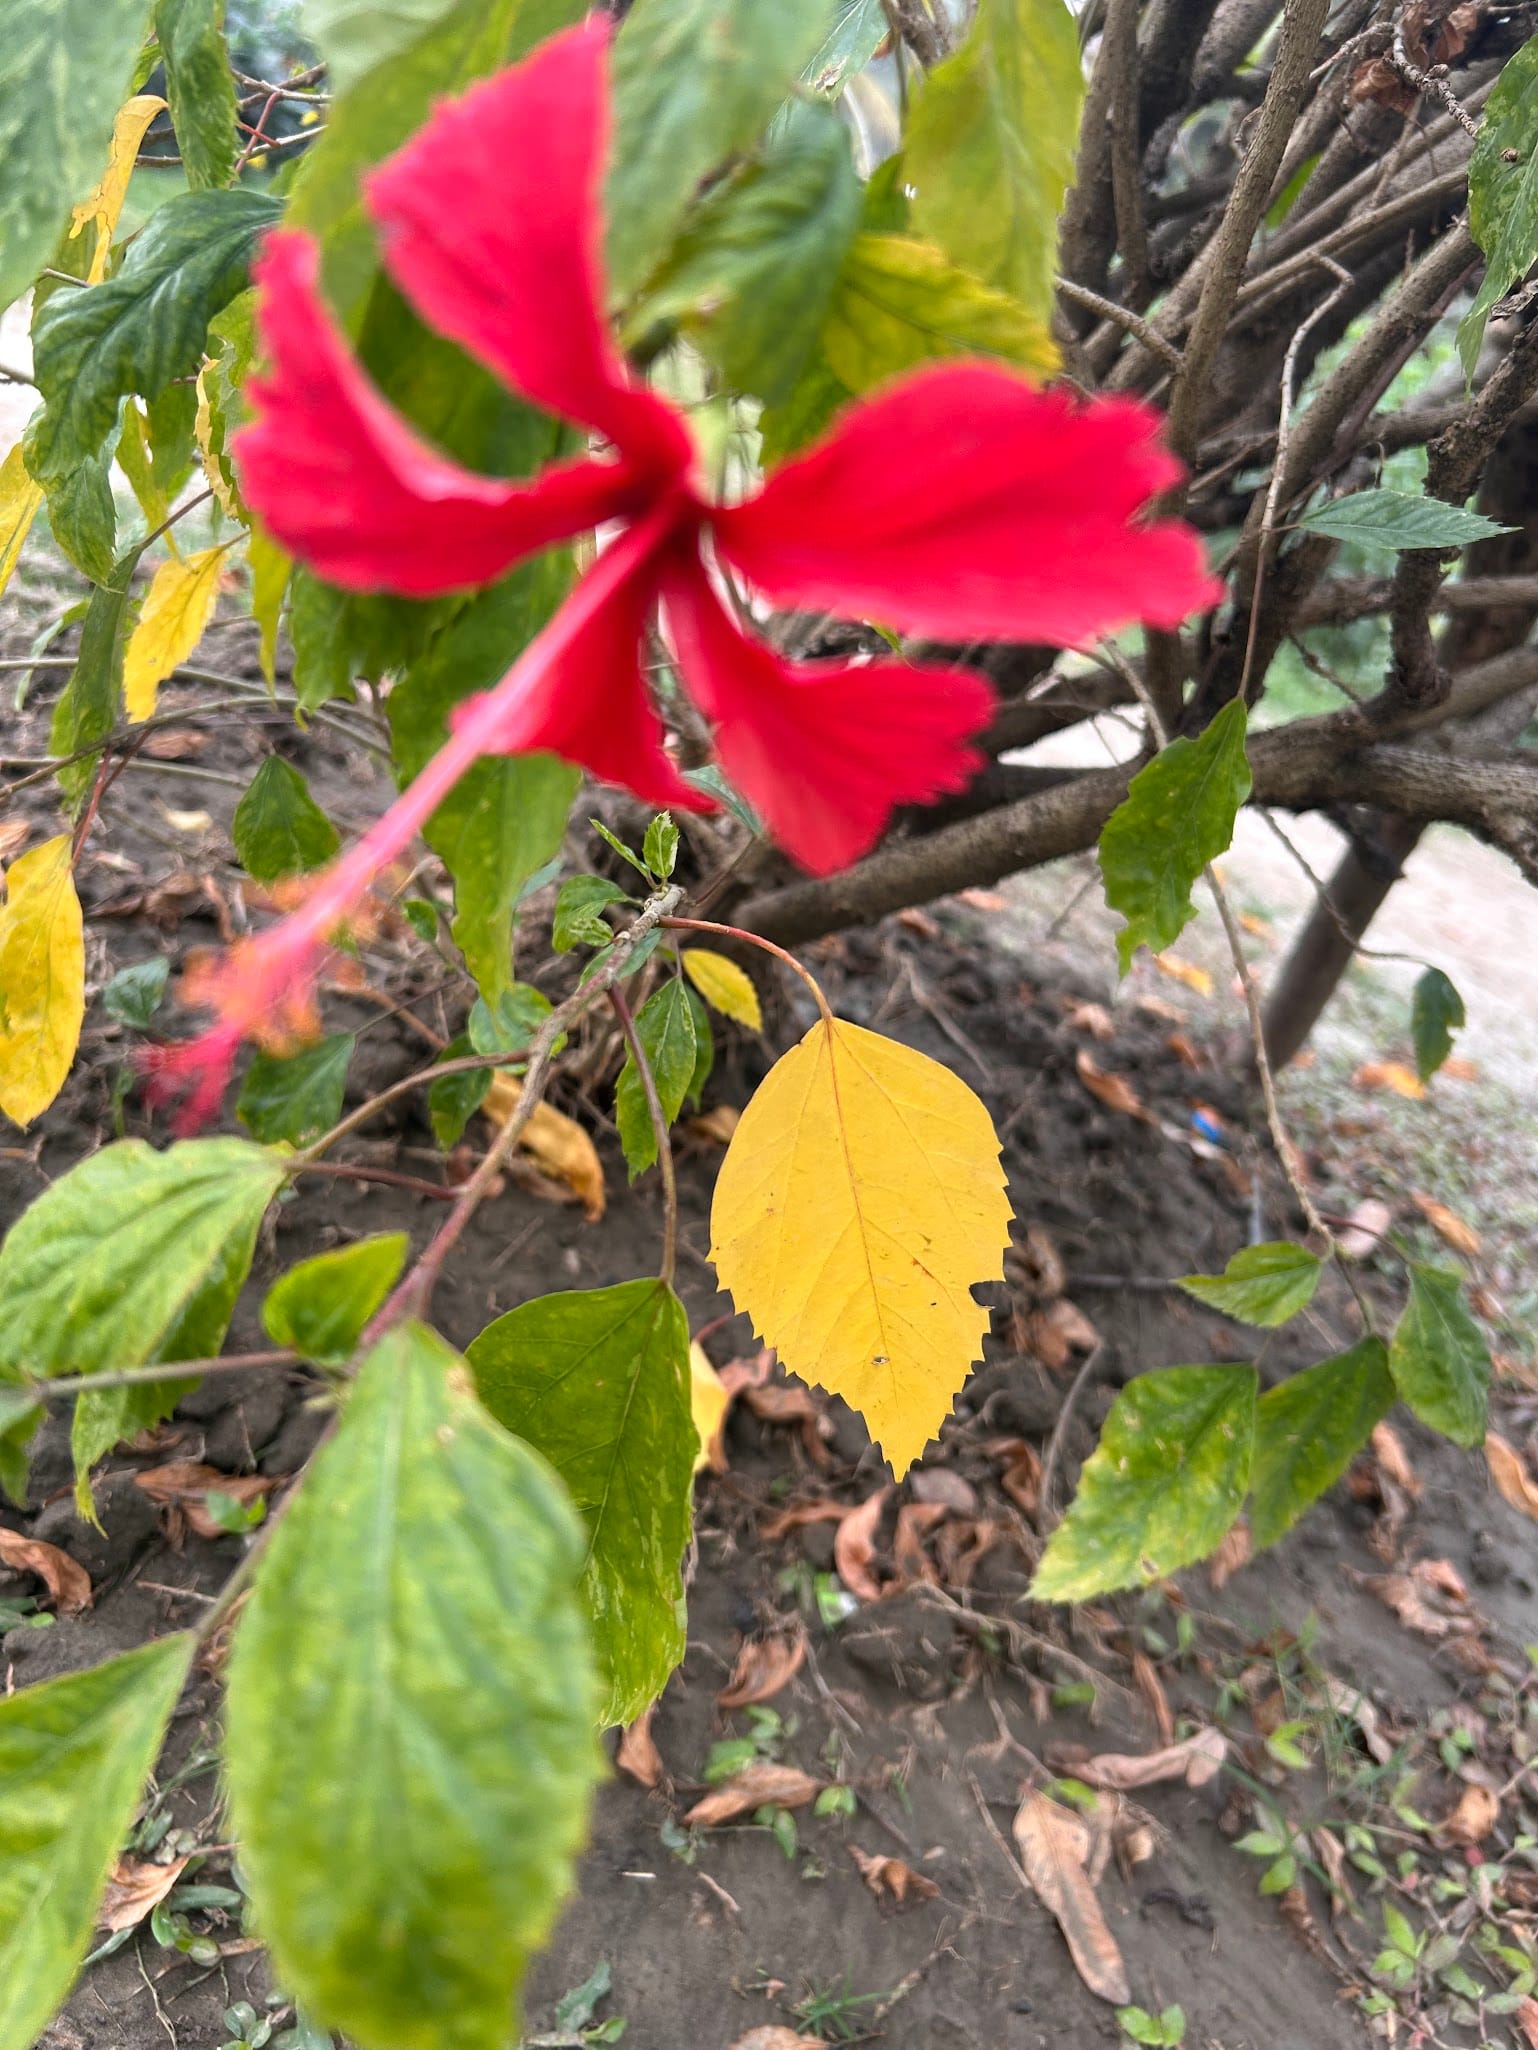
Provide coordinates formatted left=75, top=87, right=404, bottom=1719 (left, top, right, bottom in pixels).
left=1362, top=1572, right=1456, bottom=1639
left=896, top=906, right=940, bottom=939
left=0, top=820, right=29, bottom=862
left=140, top=727, right=210, bottom=760
left=1132, top=994, right=1184, bottom=1023
left=0, top=835, right=85, bottom=1128
left=759, top=1498, right=848, bottom=1541
left=160, top=807, right=214, bottom=834
left=849, top=1843, right=939, bottom=1905
left=1065, top=1001, right=1115, bottom=1041
left=1318, top=1677, right=1394, bottom=1765
left=995, top=1438, right=1041, bottom=1516
left=1351, top=1060, right=1426, bottom=1100
left=935, top=1516, right=999, bottom=1589
left=1438, top=1782, right=1499, bottom=1846
left=1411, top=1191, right=1481, bottom=1257
left=1132, top=1649, right=1174, bottom=1747
left=686, top=1104, right=740, bottom=1145
left=616, top=1705, right=665, bottom=1790
left=689, top=1341, right=731, bottom=1475
left=892, top=1501, right=947, bottom=1585
left=1077, top=1727, right=1226, bottom=1792
left=1516, top=1999, right=1538, bottom=2050
left=1440, top=1056, right=1479, bottom=1082
left=0, top=1527, right=92, bottom=1614
left=957, top=887, right=1006, bottom=912
left=96, top=1854, right=189, bottom=1933
left=1413, top=1556, right=1468, bottom=1602
left=684, top=1762, right=820, bottom=1827
left=718, top=1626, right=807, bottom=1709
left=834, top=1487, right=890, bottom=1602
left=484, top=1072, right=605, bottom=1220
left=1166, top=1031, right=1202, bottom=1068
left=1208, top=1521, right=1252, bottom=1589
left=741, top=1382, right=821, bottom=1426
left=1370, top=1420, right=1421, bottom=1496
left=1153, top=952, right=1213, bottom=996
left=1312, top=1825, right=1357, bottom=1918
left=133, top=1463, right=278, bottom=1540
left=728, top=2031, right=824, bottom=2050
left=1486, top=1433, right=1538, bottom=1522
left=1011, top=1789, right=1130, bottom=2005
left=1239, top=911, right=1271, bottom=939
left=1075, top=1050, right=1148, bottom=1121
left=909, top=1467, right=978, bottom=1517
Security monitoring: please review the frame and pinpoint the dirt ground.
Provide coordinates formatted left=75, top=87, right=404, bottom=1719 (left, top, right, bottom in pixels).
left=3, top=599, right=1537, bottom=2050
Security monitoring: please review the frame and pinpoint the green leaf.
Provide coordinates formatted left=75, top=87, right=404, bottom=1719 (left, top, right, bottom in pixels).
left=427, top=1035, right=493, bottom=1149
left=820, top=232, right=1059, bottom=391
left=1033, top=1364, right=1257, bottom=1601
left=237, top=1034, right=355, bottom=1146
left=29, top=188, right=281, bottom=484
left=1459, top=39, right=1538, bottom=378
left=1099, top=698, right=1252, bottom=973
left=0, top=0, right=156, bottom=316
left=1117, top=2006, right=1186, bottom=2048
left=615, top=979, right=697, bottom=1177
left=0, top=1635, right=194, bottom=2050
left=231, top=757, right=341, bottom=883
left=469, top=1278, right=696, bottom=1724
left=39, top=452, right=116, bottom=584
left=799, top=0, right=889, bottom=99
left=155, top=0, right=238, bottom=190
left=388, top=563, right=579, bottom=998
left=1389, top=1264, right=1490, bottom=1448
left=606, top=0, right=827, bottom=299
left=1411, top=967, right=1465, bottom=1082
left=758, top=348, right=851, bottom=463
left=642, top=812, right=679, bottom=881
left=554, top=1961, right=612, bottom=2034
left=300, top=0, right=464, bottom=97
left=683, top=984, right=713, bottom=1110
left=1296, top=489, right=1516, bottom=553
left=1250, top=1338, right=1394, bottom=1548
left=904, top=0, right=1082, bottom=327
left=639, top=102, right=861, bottom=404
left=248, top=526, right=290, bottom=690
left=553, top=876, right=630, bottom=953
left=50, top=547, right=141, bottom=808
left=261, top=1235, right=409, bottom=1366
left=101, top=956, right=170, bottom=1029
left=224, top=1322, right=600, bottom=2050
left=0, top=1388, right=42, bottom=1508
left=1178, top=1242, right=1322, bottom=1328
left=468, top=983, right=556, bottom=1058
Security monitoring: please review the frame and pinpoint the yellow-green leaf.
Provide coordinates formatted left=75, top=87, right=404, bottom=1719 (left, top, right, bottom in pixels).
left=247, top=524, right=291, bottom=690
left=709, top=1017, right=1012, bottom=1476
left=822, top=232, right=1059, bottom=390
left=123, top=545, right=228, bottom=720
left=0, top=835, right=84, bottom=1128
left=0, top=445, right=44, bottom=602
left=69, top=94, right=165, bottom=284
left=682, top=948, right=762, bottom=1031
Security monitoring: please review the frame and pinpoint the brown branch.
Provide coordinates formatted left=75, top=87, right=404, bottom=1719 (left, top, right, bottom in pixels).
left=1298, top=573, right=1538, bottom=628
left=1059, top=0, right=1141, bottom=300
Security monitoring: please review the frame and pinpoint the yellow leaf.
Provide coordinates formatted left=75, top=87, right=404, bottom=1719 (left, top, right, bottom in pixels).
left=709, top=1017, right=1011, bottom=1477
left=682, top=948, right=762, bottom=1031
left=194, top=362, right=241, bottom=519
left=0, top=835, right=85, bottom=1127
left=123, top=547, right=229, bottom=721
left=70, top=95, right=166, bottom=284
left=1351, top=1059, right=1427, bottom=1100
left=0, top=443, right=45, bottom=600
left=482, top=1072, right=606, bottom=1221
left=689, top=1341, right=730, bottom=1475
left=1153, top=951, right=1214, bottom=996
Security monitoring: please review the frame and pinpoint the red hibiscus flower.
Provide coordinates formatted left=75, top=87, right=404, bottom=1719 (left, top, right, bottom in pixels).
left=155, top=16, right=1215, bottom=1122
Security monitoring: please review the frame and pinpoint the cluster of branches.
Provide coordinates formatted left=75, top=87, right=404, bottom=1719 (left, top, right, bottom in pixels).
left=732, top=0, right=1538, bottom=1059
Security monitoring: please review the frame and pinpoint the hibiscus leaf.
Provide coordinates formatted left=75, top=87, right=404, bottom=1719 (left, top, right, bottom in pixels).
left=1178, top=1242, right=1322, bottom=1328
left=798, top=0, right=889, bottom=100
left=1033, top=1365, right=1257, bottom=1601
left=469, top=1278, right=696, bottom=1724
left=154, top=0, right=238, bottom=191
left=302, top=0, right=464, bottom=98
left=0, top=0, right=156, bottom=317
left=0, top=835, right=84, bottom=1131
left=1099, top=697, right=1252, bottom=973
left=820, top=232, right=1059, bottom=391
left=237, top=1034, right=355, bottom=1146
left=1251, top=1339, right=1395, bottom=1548
left=231, top=757, right=342, bottom=883
left=1458, top=38, right=1538, bottom=379
left=615, top=980, right=698, bottom=1176
left=904, top=0, right=1083, bottom=331
left=1296, top=489, right=1514, bottom=552
left=607, top=0, right=828, bottom=299
left=1388, top=1264, right=1490, bottom=1448
left=1411, top=967, right=1465, bottom=1081
left=262, top=1235, right=409, bottom=1366
left=50, top=546, right=144, bottom=808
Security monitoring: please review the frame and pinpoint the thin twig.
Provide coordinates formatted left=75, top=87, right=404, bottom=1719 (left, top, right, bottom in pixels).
left=25, top=1350, right=300, bottom=1400
left=1037, top=1343, right=1108, bottom=1534
left=608, top=984, right=678, bottom=1287
left=1054, top=277, right=1184, bottom=370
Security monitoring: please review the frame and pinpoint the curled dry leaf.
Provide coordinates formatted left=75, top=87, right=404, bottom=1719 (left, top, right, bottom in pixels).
left=1066, top=1000, right=1115, bottom=1041
left=1370, top=1421, right=1422, bottom=1497
left=1132, top=1648, right=1174, bottom=1748
left=934, top=1516, right=1000, bottom=1589
left=683, top=1762, right=820, bottom=1827
left=1361, top=1569, right=1473, bottom=1641
left=717, top=1626, right=807, bottom=1709
left=1337, top=1197, right=1394, bottom=1261
left=759, top=1498, right=848, bottom=1542
left=956, top=888, right=1007, bottom=913
left=134, top=1462, right=278, bottom=1539
left=1075, top=1050, right=1149, bottom=1121
left=0, top=819, right=29, bottom=862
left=686, top=1104, right=740, bottom=1146
left=97, top=1854, right=189, bottom=1933
left=1438, top=1782, right=1500, bottom=1846
left=892, top=1501, right=947, bottom=1586
left=616, top=1705, right=665, bottom=1790
left=1208, top=1521, right=1252, bottom=1590
left=849, top=1843, right=939, bottom=1906
left=834, top=1486, right=890, bottom=1603
left=1011, top=1788, right=1130, bottom=2005
left=1078, top=1726, right=1226, bottom=1792
left=1166, top=1031, right=1202, bottom=1069
left=483, top=1071, right=605, bottom=1220
left=728, top=2031, right=825, bottom=2050
left=1411, top=1190, right=1481, bottom=1257
left=1312, top=1825, right=1357, bottom=1918
left=1006, top=1222, right=1068, bottom=1304
left=995, top=1438, right=1041, bottom=1517
left=1486, top=1433, right=1538, bottom=1523
left=1153, top=952, right=1213, bottom=995
left=0, top=1527, right=92, bottom=1613
left=1319, top=1677, right=1394, bottom=1765
left=896, top=905, right=941, bottom=939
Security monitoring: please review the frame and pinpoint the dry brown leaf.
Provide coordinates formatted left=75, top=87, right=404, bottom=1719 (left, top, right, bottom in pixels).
left=896, top=906, right=940, bottom=939
left=1153, top=952, right=1213, bottom=996
left=1438, top=1782, right=1499, bottom=1846
left=1312, top=1825, right=1357, bottom=1918
left=97, top=1855, right=189, bottom=1933
left=616, top=1705, right=665, bottom=1789
left=0, top=819, right=30, bottom=861
left=683, top=1763, right=819, bottom=1827
left=685, top=1104, right=740, bottom=1146
left=1362, top=1572, right=1459, bottom=1639
left=759, top=1499, right=849, bottom=1541
left=1132, top=1649, right=1174, bottom=1748
left=1165, top=1031, right=1202, bottom=1069
left=1075, top=1050, right=1148, bottom=1121
left=134, top=1463, right=277, bottom=1539
left=849, top=1843, right=939, bottom=1906
left=1441, top=1055, right=1479, bottom=1082
left=910, top=1467, right=978, bottom=1517
left=1413, top=1556, right=1468, bottom=1602
left=141, top=728, right=209, bottom=760
left=1078, top=1727, right=1226, bottom=1792
left=1065, top=1001, right=1115, bottom=1041
left=1411, top=1190, right=1481, bottom=1257
left=728, top=2031, right=824, bottom=2050
left=1517, top=1998, right=1538, bottom=2050
left=718, top=1626, right=807, bottom=1709
left=1011, top=1789, right=1131, bottom=2005
left=1370, top=1420, right=1421, bottom=1497
left=956, top=887, right=1007, bottom=912
left=482, top=1073, right=605, bottom=1220
left=991, top=1436, right=1041, bottom=1516
left=933, top=1516, right=1000, bottom=1589
left=892, top=1501, right=947, bottom=1586
left=1208, top=1521, right=1252, bottom=1590
left=1486, top=1433, right=1538, bottom=1523
left=1351, top=1059, right=1426, bottom=1100
left=0, top=1528, right=92, bottom=1614
left=1318, top=1677, right=1394, bottom=1765
left=741, top=1381, right=821, bottom=1426
left=1007, top=1223, right=1068, bottom=1303
left=834, top=1487, right=890, bottom=1602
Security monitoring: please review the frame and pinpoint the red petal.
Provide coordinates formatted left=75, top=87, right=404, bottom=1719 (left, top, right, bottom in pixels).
left=365, top=20, right=690, bottom=481
left=449, top=541, right=708, bottom=812
left=233, top=229, right=638, bottom=594
left=661, top=550, right=993, bottom=875
left=715, top=365, right=1221, bottom=646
